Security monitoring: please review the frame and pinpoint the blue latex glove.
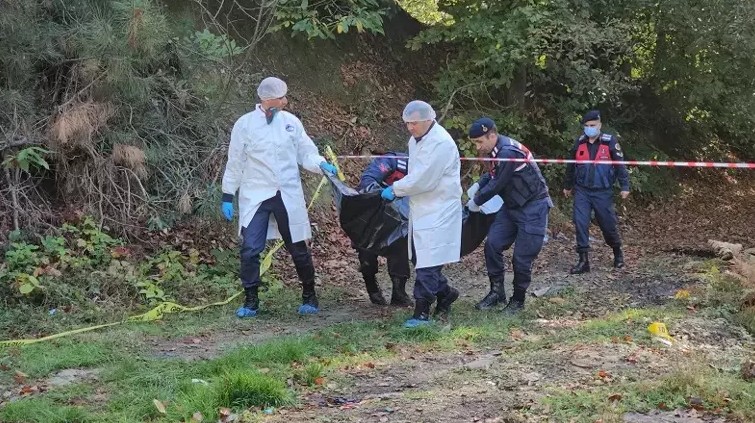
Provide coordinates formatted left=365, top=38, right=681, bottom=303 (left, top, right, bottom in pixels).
left=221, top=202, right=234, bottom=221
left=381, top=186, right=396, bottom=201
left=319, top=162, right=337, bottom=175
left=466, top=198, right=481, bottom=212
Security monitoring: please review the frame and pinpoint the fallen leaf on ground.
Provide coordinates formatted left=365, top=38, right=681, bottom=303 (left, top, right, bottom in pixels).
left=153, top=399, right=166, bottom=414
left=510, top=329, right=525, bottom=340
left=608, top=393, right=622, bottom=401
left=19, top=385, right=40, bottom=396
left=13, top=371, right=28, bottom=384
left=688, top=397, right=705, bottom=411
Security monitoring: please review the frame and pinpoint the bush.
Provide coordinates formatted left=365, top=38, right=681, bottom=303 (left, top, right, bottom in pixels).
left=0, top=0, right=253, bottom=239
left=0, top=217, right=240, bottom=329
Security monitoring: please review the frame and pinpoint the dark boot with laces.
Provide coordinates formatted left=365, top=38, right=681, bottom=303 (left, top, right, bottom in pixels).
left=236, top=286, right=259, bottom=318
left=570, top=252, right=590, bottom=274
left=475, top=277, right=505, bottom=310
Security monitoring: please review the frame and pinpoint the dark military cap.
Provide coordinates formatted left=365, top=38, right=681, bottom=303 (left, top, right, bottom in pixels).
left=468, top=117, right=497, bottom=138
left=581, top=110, right=601, bottom=124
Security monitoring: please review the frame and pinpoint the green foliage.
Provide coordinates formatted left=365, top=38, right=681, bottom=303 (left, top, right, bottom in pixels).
left=130, top=249, right=187, bottom=303
left=61, top=217, right=121, bottom=268
left=1, top=147, right=50, bottom=173
left=187, top=29, right=244, bottom=62
left=0, top=217, right=120, bottom=296
left=415, top=0, right=638, bottom=152
left=412, top=0, right=755, bottom=195
left=273, top=0, right=387, bottom=39
left=0, top=217, right=238, bottom=309
left=396, top=0, right=452, bottom=25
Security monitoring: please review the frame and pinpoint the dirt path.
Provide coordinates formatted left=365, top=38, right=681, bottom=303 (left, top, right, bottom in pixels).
left=135, top=231, right=755, bottom=422
left=150, top=303, right=394, bottom=361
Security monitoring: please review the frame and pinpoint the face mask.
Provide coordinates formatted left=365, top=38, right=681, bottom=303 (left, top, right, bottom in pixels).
left=584, top=126, right=600, bottom=138
left=265, top=107, right=279, bottom=124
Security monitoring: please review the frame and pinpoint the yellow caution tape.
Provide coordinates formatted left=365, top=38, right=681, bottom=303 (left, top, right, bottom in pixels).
left=0, top=170, right=333, bottom=348
left=324, top=145, right=346, bottom=182
left=0, top=322, right=124, bottom=347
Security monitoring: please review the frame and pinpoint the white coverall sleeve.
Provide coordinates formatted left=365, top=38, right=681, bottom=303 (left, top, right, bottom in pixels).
left=295, top=118, right=326, bottom=174
left=392, top=141, right=451, bottom=197
left=221, top=120, right=245, bottom=196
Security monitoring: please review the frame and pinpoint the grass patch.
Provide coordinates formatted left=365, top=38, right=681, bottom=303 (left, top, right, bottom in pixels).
left=293, top=362, right=325, bottom=386
left=0, top=398, right=95, bottom=423
left=696, top=264, right=755, bottom=335
left=3, top=283, right=748, bottom=422
left=215, top=370, right=293, bottom=409
left=101, top=359, right=192, bottom=421
left=533, top=307, right=685, bottom=347
left=0, top=339, right=116, bottom=380
left=169, top=369, right=294, bottom=420
left=527, top=286, right=583, bottom=318
left=732, top=307, right=755, bottom=336
left=0, top=299, right=520, bottom=421
left=543, top=361, right=755, bottom=422
left=203, top=337, right=320, bottom=372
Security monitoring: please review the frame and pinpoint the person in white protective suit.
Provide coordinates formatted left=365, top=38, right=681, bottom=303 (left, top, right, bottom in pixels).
left=221, top=77, right=338, bottom=318
left=380, top=100, right=463, bottom=328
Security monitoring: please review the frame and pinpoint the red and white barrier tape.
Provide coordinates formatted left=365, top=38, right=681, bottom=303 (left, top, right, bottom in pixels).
left=335, top=155, right=755, bottom=169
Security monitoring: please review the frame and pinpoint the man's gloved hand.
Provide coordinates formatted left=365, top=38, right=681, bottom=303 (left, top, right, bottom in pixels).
left=467, top=182, right=480, bottom=199
left=466, top=198, right=481, bottom=212
left=319, top=162, right=337, bottom=175
left=221, top=202, right=234, bottom=221
left=381, top=186, right=396, bottom=201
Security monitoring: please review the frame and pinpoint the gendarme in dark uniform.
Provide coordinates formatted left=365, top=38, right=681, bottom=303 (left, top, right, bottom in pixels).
left=354, top=152, right=412, bottom=307
left=563, top=110, right=630, bottom=273
left=466, top=117, right=552, bottom=315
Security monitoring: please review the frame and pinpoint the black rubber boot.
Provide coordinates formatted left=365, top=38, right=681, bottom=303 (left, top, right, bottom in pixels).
left=390, top=277, right=413, bottom=307
left=570, top=252, right=590, bottom=274
left=502, top=298, right=525, bottom=316
left=613, top=247, right=625, bottom=269
left=243, top=286, right=259, bottom=311
left=475, top=277, right=506, bottom=310
left=236, top=286, right=259, bottom=318
left=404, top=299, right=431, bottom=328
left=434, top=286, right=459, bottom=316
left=296, top=263, right=319, bottom=314
left=301, top=284, right=318, bottom=306
left=364, top=273, right=388, bottom=305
